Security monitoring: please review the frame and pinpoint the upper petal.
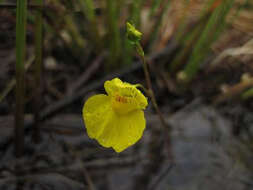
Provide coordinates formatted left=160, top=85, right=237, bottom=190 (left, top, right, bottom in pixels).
left=82, top=94, right=111, bottom=139
left=104, top=78, right=148, bottom=112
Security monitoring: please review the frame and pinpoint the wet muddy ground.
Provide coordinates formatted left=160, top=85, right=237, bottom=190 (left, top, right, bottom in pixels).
left=0, top=99, right=252, bottom=190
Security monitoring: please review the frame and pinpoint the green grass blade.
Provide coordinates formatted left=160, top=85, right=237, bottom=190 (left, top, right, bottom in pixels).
left=35, top=0, right=43, bottom=85
left=175, top=0, right=215, bottom=43
left=148, top=0, right=170, bottom=52
left=123, top=0, right=144, bottom=65
left=130, top=0, right=144, bottom=27
left=15, top=0, right=28, bottom=157
left=182, top=0, right=235, bottom=81
left=78, top=0, right=100, bottom=50
left=106, top=0, right=121, bottom=67
left=169, top=22, right=205, bottom=72
left=32, top=0, right=43, bottom=142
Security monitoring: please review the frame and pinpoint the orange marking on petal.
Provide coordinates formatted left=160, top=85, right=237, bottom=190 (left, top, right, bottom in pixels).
left=115, top=95, right=128, bottom=103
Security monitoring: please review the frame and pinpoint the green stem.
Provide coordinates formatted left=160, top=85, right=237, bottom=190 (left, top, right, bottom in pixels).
left=15, top=0, right=27, bottom=157
left=136, top=43, right=173, bottom=160
left=136, top=43, right=169, bottom=130
left=32, top=0, right=43, bottom=143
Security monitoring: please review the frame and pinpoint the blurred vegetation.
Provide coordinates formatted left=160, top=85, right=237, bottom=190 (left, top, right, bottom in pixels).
left=28, top=0, right=252, bottom=82
left=0, top=0, right=253, bottom=104
left=3, top=0, right=250, bottom=69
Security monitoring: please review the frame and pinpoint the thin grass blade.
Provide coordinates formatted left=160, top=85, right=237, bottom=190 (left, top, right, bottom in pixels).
left=15, top=0, right=28, bottom=157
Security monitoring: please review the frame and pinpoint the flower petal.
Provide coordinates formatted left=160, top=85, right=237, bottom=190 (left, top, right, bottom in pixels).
left=82, top=94, right=111, bottom=139
left=97, top=109, right=146, bottom=152
left=104, top=78, right=148, bottom=111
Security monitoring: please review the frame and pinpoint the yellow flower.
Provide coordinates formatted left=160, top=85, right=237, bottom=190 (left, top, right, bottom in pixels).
left=82, top=78, right=148, bottom=153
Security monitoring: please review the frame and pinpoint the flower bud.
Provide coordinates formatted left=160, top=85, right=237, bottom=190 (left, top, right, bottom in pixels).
left=126, top=22, right=142, bottom=44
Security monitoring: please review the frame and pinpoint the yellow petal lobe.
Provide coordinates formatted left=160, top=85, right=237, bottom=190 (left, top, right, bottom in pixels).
left=82, top=94, right=111, bottom=139
left=96, top=109, right=145, bottom=152
left=104, top=78, right=147, bottom=114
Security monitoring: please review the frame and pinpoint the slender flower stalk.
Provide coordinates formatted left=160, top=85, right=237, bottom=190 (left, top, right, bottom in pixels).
left=126, top=22, right=170, bottom=130
left=136, top=43, right=169, bottom=129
